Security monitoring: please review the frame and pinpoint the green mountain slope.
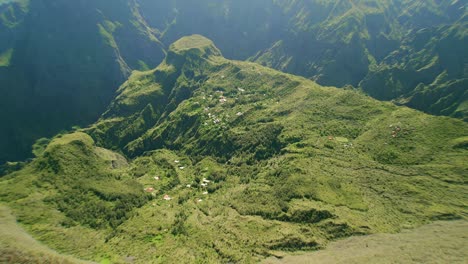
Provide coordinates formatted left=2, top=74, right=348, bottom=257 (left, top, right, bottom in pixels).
left=250, top=0, right=467, bottom=118
left=1, top=0, right=466, bottom=164
left=137, top=0, right=467, bottom=119
left=1, top=35, right=467, bottom=263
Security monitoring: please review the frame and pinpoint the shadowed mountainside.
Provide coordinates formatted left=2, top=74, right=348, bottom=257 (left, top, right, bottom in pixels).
left=0, top=0, right=165, bottom=163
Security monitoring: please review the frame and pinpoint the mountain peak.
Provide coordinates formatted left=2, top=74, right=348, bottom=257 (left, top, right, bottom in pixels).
left=168, top=35, right=222, bottom=59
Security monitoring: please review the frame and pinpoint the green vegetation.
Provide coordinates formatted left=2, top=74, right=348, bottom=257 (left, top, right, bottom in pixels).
left=1, top=35, right=466, bottom=263
left=32, top=137, right=51, bottom=157
left=0, top=132, right=150, bottom=261
left=98, top=23, right=118, bottom=49
left=0, top=48, right=12, bottom=66
left=1, top=0, right=466, bottom=164
left=264, top=221, right=468, bottom=264
left=0, top=205, right=92, bottom=264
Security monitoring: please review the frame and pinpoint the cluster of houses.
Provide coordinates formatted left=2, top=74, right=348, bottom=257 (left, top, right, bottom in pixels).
left=144, top=159, right=214, bottom=204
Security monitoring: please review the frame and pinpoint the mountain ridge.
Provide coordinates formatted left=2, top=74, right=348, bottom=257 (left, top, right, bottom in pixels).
left=1, top=35, right=466, bottom=263
left=0, top=0, right=466, bottom=164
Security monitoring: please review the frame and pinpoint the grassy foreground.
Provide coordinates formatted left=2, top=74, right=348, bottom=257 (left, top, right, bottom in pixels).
left=264, top=220, right=468, bottom=264
left=0, top=205, right=93, bottom=264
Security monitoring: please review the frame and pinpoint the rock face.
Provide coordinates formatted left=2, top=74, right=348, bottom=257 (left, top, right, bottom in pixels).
left=2, top=35, right=465, bottom=263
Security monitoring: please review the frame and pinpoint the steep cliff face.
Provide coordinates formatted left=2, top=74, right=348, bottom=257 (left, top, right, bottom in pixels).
left=0, top=0, right=165, bottom=163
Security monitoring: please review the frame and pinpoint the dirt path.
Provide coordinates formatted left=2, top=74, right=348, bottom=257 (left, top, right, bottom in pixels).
left=264, top=220, right=468, bottom=264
